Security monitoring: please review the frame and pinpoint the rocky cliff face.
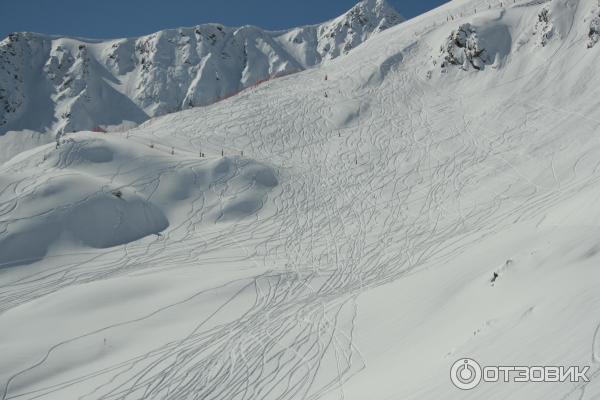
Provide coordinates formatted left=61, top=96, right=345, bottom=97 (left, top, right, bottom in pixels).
left=0, top=0, right=403, bottom=136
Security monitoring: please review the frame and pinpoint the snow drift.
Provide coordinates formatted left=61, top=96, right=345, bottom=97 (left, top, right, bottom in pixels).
left=0, top=133, right=278, bottom=267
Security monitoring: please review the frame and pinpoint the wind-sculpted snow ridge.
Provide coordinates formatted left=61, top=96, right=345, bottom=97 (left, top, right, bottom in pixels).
left=0, top=0, right=403, bottom=137
left=3, top=0, right=600, bottom=400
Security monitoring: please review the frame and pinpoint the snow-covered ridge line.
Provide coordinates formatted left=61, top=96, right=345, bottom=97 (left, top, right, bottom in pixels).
left=0, top=0, right=403, bottom=136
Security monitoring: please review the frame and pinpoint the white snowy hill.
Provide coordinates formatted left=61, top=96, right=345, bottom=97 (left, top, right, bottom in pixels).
left=0, top=0, right=403, bottom=137
left=2, top=0, right=600, bottom=399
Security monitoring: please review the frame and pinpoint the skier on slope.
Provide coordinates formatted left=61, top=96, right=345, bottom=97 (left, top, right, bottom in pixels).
left=491, top=272, right=499, bottom=283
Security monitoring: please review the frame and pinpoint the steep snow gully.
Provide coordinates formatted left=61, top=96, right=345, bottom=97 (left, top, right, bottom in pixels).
left=2, top=0, right=600, bottom=399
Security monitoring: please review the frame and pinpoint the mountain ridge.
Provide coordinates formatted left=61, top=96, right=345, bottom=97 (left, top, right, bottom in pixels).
left=0, top=0, right=404, bottom=136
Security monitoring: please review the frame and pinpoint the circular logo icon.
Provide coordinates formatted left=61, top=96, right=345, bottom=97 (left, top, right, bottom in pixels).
left=451, top=358, right=482, bottom=390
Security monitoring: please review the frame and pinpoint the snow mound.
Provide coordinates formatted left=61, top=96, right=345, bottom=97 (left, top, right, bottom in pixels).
left=0, top=133, right=278, bottom=267
left=0, top=172, right=168, bottom=267
left=218, top=161, right=278, bottom=222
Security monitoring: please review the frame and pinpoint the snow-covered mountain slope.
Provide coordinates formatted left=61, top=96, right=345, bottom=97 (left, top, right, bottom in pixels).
left=0, top=0, right=403, bottom=137
left=2, top=0, right=600, bottom=399
left=0, top=134, right=277, bottom=268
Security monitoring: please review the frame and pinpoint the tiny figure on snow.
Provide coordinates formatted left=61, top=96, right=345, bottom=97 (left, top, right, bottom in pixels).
left=491, top=272, right=499, bottom=283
